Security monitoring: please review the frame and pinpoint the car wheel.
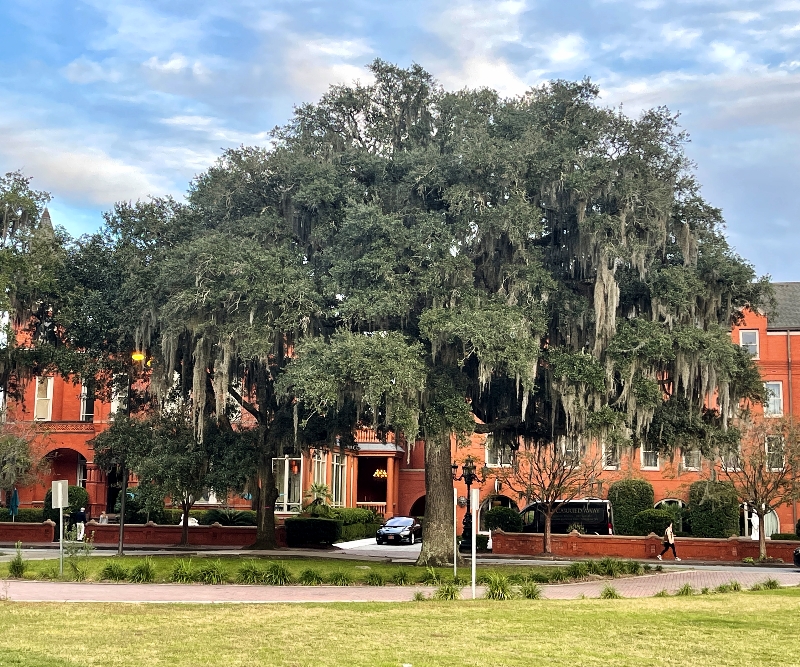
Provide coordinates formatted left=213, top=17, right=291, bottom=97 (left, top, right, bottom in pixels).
left=376, top=539, right=383, bottom=545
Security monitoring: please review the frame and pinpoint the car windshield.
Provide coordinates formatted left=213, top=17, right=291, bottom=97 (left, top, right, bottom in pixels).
left=384, top=518, right=413, bottom=527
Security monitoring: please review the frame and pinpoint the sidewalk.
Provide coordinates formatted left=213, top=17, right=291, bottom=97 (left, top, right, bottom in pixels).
left=4, top=569, right=798, bottom=603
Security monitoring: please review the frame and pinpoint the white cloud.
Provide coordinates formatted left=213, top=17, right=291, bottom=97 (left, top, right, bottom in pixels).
left=548, top=34, right=586, bottom=64
left=160, top=115, right=272, bottom=145
left=661, top=25, right=702, bottom=48
left=283, top=37, right=375, bottom=100
left=723, top=11, right=761, bottom=23
left=62, top=57, right=121, bottom=84
left=707, top=42, right=750, bottom=71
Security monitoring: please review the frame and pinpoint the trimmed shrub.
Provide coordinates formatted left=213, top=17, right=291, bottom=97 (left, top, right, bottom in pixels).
left=796, top=519, right=800, bottom=536
left=770, top=533, right=800, bottom=541
left=632, top=509, right=674, bottom=537
left=483, top=507, right=523, bottom=533
left=340, top=522, right=382, bottom=542
left=0, top=508, right=43, bottom=523
left=608, top=479, right=654, bottom=535
left=43, top=485, right=90, bottom=526
left=331, top=507, right=380, bottom=525
left=284, top=518, right=342, bottom=547
left=688, top=481, right=739, bottom=538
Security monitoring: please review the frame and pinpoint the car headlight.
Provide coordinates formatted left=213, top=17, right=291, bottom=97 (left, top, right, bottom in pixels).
left=401, top=529, right=410, bottom=535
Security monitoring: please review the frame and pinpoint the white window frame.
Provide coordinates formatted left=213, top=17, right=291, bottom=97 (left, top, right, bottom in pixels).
left=739, top=330, right=759, bottom=358
left=330, top=453, right=346, bottom=507
left=312, top=449, right=327, bottom=486
left=764, top=382, right=783, bottom=417
left=79, top=381, right=95, bottom=422
left=273, top=456, right=303, bottom=513
left=766, top=435, right=785, bottom=472
left=76, top=455, right=87, bottom=488
left=34, top=376, right=53, bottom=421
left=682, top=448, right=701, bottom=471
left=602, top=441, right=620, bottom=470
left=640, top=441, right=659, bottom=470
left=485, top=435, right=513, bottom=468
left=722, top=446, right=740, bottom=472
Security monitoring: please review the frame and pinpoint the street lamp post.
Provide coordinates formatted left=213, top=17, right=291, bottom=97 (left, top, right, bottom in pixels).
left=452, top=455, right=484, bottom=552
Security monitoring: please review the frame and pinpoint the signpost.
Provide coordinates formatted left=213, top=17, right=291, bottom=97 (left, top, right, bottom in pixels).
left=470, top=488, right=479, bottom=600
left=51, top=480, right=68, bottom=576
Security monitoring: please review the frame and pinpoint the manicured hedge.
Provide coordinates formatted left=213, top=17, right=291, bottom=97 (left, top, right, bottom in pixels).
left=632, top=509, right=674, bottom=537
left=331, top=507, right=380, bottom=525
left=687, top=481, right=739, bottom=538
left=0, top=508, right=44, bottom=523
left=608, top=479, right=654, bottom=535
left=284, top=517, right=343, bottom=547
left=483, top=506, right=524, bottom=533
left=770, top=533, right=800, bottom=541
left=341, top=522, right=382, bottom=541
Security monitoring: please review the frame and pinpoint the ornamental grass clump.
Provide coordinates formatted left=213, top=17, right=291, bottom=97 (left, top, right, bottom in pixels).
left=101, top=561, right=130, bottom=582
left=170, top=559, right=196, bottom=584
left=623, top=560, right=644, bottom=576
left=433, top=582, right=461, bottom=600
left=197, top=559, right=226, bottom=585
left=484, top=573, right=515, bottom=600
left=420, top=566, right=441, bottom=586
left=392, top=568, right=411, bottom=586
left=675, top=583, right=694, bottom=596
left=762, top=578, right=781, bottom=590
left=263, top=562, right=293, bottom=586
left=599, top=585, right=622, bottom=599
left=566, top=561, right=589, bottom=580
left=521, top=581, right=543, bottom=600
left=236, top=560, right=264, bottom=585
left=653, top=589, right=669, bottom=597
left=599, top=557, right=624, bottom=578
left=8, top=542, right=26, bottom=579
left=365, top=571, right=385, bottom=586
left=328, top=570, right=353, bottom=586
left=129, top=557, right=156, bottom=583
left=298, top=568, right=323, bottom=586
left=547, top=567, right=569, bottom=583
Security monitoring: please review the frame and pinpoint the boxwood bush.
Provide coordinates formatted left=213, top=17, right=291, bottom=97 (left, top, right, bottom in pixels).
left=632, top=508, right=674, bottom=537
left=483, top=506, right=523, bottom=533
left=608, top=479, right=654, bottom=535
left=0, top=508, right=43, bottom=523
left=687, top=481, right=739, bottom=538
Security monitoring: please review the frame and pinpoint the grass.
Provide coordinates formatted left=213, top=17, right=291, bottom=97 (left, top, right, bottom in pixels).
left=0, top=591, right=798, bottom=666
left=0, top=555, right=648, bottom=587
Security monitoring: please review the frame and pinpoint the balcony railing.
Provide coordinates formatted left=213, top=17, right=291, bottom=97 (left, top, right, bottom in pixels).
left=356, top=502, right=387, bottom=516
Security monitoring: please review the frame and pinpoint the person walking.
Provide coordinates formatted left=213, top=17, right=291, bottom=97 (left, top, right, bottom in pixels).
left=657, top=521, right=681, bottom=561
left=74, top=507, right=87, bottom=541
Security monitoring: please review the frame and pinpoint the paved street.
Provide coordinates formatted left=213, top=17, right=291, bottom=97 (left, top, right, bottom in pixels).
left=3, top=567, right=798, bottom=603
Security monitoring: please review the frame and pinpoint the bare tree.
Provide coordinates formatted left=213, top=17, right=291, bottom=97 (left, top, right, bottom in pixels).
left=489, top=438, right=603, bottom=554
left=718, top=417, right=800, bottom=559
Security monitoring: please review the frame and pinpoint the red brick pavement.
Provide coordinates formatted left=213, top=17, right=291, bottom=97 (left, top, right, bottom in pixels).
left=3, top=569, right=799, bottom=603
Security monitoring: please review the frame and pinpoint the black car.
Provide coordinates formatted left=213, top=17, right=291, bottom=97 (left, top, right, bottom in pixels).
left=376, top=517, right=422, bottom=545
left=794, top=546, right=800, bottom=568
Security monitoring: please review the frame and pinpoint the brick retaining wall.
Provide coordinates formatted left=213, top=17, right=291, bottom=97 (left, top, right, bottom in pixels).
left=492, top=530, right=800, bottom=562
left=0, top=520, right=55, bottom=544
left=85, top=522, right=287, bottom=548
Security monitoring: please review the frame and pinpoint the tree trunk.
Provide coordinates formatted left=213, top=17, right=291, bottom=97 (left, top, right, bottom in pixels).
left=543, top=511, right=553, bottom=555
left=758, top=512, right=767, bottom=560
left=252, top=451, right=279, bottom=549
left=417, top=432, right=456, bottom=567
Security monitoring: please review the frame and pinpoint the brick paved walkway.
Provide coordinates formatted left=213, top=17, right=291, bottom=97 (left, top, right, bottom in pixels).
left=3, top=568, right=798, bottom=603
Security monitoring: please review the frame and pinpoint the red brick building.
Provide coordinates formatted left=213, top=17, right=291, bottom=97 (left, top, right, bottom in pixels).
left=4, top=284, right=798, bottom=536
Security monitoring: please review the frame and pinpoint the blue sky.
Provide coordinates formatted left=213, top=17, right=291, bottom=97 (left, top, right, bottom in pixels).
left=1, top=1, right=799, bottom=279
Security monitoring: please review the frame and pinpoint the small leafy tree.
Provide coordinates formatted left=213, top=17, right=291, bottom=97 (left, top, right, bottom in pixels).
left=0, top=420, right=48, bottom=496
left=489, top=440, right=603, bottom=553
left=718, top=417, right=800, bottom=558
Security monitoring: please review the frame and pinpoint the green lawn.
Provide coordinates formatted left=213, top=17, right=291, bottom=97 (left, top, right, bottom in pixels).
left=0, top=590, right=797, bottom=666
left=0, top=554, right=641, bottom=585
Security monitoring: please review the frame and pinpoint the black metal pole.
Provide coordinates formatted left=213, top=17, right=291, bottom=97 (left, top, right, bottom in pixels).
left=117, top=463, right=127, bottom=556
